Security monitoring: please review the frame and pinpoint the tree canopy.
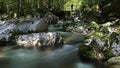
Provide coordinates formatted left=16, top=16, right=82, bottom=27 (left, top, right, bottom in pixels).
left=0, top=0, right=120, bottom=22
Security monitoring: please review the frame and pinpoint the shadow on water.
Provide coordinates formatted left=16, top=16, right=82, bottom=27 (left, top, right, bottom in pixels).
left=0, top=44, right=105, bottom=68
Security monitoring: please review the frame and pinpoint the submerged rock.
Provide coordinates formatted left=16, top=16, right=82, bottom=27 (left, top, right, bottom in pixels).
left=16, top=32, right=63, bottom=49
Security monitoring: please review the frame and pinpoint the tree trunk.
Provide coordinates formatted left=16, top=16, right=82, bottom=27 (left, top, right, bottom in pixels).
left=37, top=0, right=40, bottom=9
left=18, top=0, right=22, bottom=18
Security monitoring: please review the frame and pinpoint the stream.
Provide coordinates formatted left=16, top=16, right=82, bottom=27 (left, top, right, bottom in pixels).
left=0, top=26, right=104, bottom=68
left=0, top=44, right=96, bottom=68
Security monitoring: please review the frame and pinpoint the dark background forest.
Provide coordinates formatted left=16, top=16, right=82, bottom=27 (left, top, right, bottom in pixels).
left=0, top=0, right=120, bottom=24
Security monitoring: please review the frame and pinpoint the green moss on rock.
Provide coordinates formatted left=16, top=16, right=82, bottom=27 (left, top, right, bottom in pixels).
left=79, top=44, right=96, bottom=59
left=103, top=49, right=114, bottom=59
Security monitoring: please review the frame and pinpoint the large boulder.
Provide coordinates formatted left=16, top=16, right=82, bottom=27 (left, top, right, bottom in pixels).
left=79, top=31, right=120, bottom=61
left=9, top=18, right=48, bottom=33
left=7, top=12, right=59, bottom=33
left=0, top=18, right=48, bottom=44
left=79, top=38, right=106, bottom=61
left=16, top=32, right=63, bottom=49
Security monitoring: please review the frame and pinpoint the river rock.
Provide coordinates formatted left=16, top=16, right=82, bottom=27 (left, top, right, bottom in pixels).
left=0, top=13, right=59, bottom=45
left=0, top=23, right=16, bottom=44
left=107, top=56, right=120, bottom=64
left=7, top=12, right=59, bottom=33
left=79, top=31, right=120, bottom=61
left=10, top=18, right=48, bottom=33
left=16, top=32, right=63, bottom=49
left=106, top=56, right=120, bottom=68
left=44, top=12, right=59, bottom=24
left=0, top=18, right=48, bottom=44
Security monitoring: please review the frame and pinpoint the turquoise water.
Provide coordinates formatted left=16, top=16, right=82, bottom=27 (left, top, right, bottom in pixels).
left=0, top=45, right=97, bottom=68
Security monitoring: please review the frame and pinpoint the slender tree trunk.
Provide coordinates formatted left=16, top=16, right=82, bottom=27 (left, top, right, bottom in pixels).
left=48, top=0, right=51, bottom=11
left=6, top=4, right=9, bottom=15
left=18, top=0, right=22, bottom=18
left=37, top=0, right=40, bottom=9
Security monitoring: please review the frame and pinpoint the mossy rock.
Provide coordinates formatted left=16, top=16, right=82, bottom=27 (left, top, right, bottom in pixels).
left=78, top=40, right=114, bottom=61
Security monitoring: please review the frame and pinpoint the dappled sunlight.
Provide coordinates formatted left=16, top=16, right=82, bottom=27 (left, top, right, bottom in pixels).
left=64, top=0, right=82, bottom=11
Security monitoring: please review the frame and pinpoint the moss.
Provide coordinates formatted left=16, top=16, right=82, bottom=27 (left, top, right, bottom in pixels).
left=116, top=26, right=120, bottom=31
left=94, top=32, right=104, bottom=39
left=79, top=44, right=96, bottom=59
left=102, top=49, right=114, bottom=59
left=89, top=22, right=100, bottom=30
left=108, top=32, right=119, bottom=45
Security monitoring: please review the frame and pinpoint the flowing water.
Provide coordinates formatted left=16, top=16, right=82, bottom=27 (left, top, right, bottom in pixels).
left=0, top=26, right=105, bottom=68
left=0, top=44, right=97, bottom=68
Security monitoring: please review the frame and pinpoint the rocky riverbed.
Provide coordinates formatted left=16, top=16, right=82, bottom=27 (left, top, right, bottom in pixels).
left=0, top=13, right=119, bottom=68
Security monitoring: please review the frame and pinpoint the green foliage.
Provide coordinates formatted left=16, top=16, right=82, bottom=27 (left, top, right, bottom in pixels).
left=89, top=22, right=100, bottom=30
left=116, top=26, right=120, bottom=31
left=0, top=0, right=71, bottom=18
left=0, top=0, right=119, bottom=21
left=94, top=32, right=104, bottom=39
left=108, top=32, right=119, bottom=45
left=75, top=0, right=120, bottom=23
